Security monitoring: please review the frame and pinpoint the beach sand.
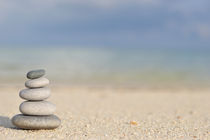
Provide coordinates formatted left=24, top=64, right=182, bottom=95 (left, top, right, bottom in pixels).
left=0, top=86, right=209, bottom=140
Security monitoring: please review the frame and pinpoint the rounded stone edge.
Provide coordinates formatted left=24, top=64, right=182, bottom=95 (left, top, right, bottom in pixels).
left=19, top=88, right=51, bottom=101
left=19, top=101, right=56, bottom=116
left=25, top=78, right=50, bottom=89
left=11, top=114, right=61, bottom=130
left=27, top=69, right=46, bottom=79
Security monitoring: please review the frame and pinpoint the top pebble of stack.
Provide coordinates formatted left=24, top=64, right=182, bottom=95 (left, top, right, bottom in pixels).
left=27, top=69, right=45, bottom=79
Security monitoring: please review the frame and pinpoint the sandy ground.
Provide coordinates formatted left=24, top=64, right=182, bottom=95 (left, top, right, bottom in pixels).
left=0, top=86, right=209, bottom=140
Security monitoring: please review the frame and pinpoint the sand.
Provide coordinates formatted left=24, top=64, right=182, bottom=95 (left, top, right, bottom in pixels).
left=0, top=86, right=209, bottom=140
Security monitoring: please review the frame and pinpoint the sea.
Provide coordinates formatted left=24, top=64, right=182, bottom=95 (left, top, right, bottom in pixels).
left=0, top=47, right=210, bottom=89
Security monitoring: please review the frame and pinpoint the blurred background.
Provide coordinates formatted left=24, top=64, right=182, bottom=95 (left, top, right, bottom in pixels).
left=0, top=0, right=210, bottom=89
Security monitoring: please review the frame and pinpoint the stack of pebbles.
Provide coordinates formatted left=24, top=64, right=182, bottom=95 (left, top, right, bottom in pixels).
left=12, top=69, right=61, bottom=129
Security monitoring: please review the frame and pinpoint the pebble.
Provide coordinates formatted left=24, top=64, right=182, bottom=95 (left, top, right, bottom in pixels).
left=25, top=77, right=49, bottom=88
left=27, top=69, right=45, bottom=79
left=12, top=69, right=61, bottom=130
left=19, top=101, right=56, bottom=115
left=19, top=88, right=50, bottom=101
left=12, top=114, right=61, bottom=129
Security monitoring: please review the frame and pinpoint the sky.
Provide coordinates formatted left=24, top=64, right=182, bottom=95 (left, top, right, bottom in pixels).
left=0, top=0, right=210, bottom=48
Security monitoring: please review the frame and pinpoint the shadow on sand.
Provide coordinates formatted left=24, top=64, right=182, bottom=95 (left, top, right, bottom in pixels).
left=0, top=116, right=15, bottom=129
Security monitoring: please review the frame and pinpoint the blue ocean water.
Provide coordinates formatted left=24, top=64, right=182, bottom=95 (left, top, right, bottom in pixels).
left=0, top=47, right=210, bottom=88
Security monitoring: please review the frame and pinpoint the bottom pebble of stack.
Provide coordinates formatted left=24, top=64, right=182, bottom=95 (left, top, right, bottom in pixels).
left=11, top=114, right=61, bottom=129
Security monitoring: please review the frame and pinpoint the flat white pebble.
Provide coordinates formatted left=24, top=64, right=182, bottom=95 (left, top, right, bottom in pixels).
left=19, top=88, right=51, bottom=101
left=25, top=77, right=49, bottom=88
left=19, top=101, right=56, bottom=115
